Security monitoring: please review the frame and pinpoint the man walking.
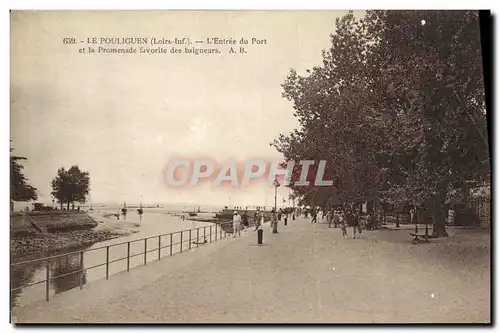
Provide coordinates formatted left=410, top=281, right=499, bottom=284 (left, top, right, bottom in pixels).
left=242, top=210, right=249, bottom=230
left=311, top=207, right=317, bottom=223
left=349, top=208, right=362, bottom=239
left=255, top=209, right=264, bottom=245
left=233, top=211, right=242, bottom=237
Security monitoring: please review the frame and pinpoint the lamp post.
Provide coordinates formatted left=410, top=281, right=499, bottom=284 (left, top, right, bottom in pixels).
left=273, top=176, right=280, bottom=233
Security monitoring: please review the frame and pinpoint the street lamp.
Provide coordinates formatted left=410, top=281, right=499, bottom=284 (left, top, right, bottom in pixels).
left=273, top=176, right=280, bottom=233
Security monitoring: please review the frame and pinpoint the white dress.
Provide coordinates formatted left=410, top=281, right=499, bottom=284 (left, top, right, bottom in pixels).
left=233, top=214, right=242, bottom=233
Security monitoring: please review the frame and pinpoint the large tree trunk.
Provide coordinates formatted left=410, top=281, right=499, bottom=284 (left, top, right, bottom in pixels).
left=432, top=192, right=448, bottom=238
left=66, top=202, right=70, bottom=210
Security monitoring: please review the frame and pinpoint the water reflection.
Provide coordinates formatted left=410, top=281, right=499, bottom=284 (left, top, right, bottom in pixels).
left=11, top=210, right=218, bottom=308
left=51, top=252, right=87, bottom=294
left=10, top=263, right=38, bottom=308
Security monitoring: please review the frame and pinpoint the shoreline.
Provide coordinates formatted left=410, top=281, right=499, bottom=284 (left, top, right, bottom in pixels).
left=10, top=230, right=125, bottom=263
left=10, top=212, right=139, bottom=263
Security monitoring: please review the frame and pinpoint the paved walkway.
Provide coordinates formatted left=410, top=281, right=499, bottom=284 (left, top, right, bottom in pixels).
left=12, top=218, right=490, bottom=323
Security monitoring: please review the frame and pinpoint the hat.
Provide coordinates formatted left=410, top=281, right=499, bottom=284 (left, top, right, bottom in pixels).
left=233, top=211, right=237, bottom=214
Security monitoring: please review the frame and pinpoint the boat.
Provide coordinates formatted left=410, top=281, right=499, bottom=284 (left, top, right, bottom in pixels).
left=121, top=201, right=127, bottom=216
left=188, top=205, right=199, bottom=217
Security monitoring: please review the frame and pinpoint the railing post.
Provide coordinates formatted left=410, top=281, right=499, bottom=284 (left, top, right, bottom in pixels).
left=220, top=224, right=222, bottom=240
left=144, top=238, right=147, bottom=265
left=106, top=246, right=110, bottom=280
left=189, top=230, right=192, bottom=250
left=80, top=251, right=84, bottom=289
left=204, top=227, right=206, bottom=243
left=158, top=236, right=161, bottom=260
left=215, top=224, right=217, bottom=241
left=197, top=228, right=199, bottom=247
left=180, top=231, right=183, bottom=253
left=210, top=226, right=212, bottom=243
left=127, top=242, right=130, bottom=272
left=45, top=259, right=50, bottom=302
left=170, top=233, right=173, bottom=256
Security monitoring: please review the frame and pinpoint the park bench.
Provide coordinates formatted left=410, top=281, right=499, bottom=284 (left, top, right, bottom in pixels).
left=408, top=223, right=434, bottom=244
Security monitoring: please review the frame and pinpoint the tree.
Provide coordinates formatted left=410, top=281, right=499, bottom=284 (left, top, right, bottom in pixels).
left=272, top=11, right=489, bottom=237
left=373, top=11, right=489, bottom=236
left=273, top=11, right=387, bottom=208
left=10, top=146, right=37, bottom=209
left=51, top=165, right=90, bottom=210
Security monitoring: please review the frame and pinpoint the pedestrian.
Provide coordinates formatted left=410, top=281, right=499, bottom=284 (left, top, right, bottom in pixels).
left=448, top=208, right=455, bottom=226
left=340, top=211, right=348, bottom=238
left=311, top=207, right=317, bottom=223
left=255, top=209, right=264, bottom=245
left=357, top=211, right=364, bottom=235
left=328, top=209, right=335, bottom=228
left=242, top=210, right=249, bottom=229
left=284, top=210, right=288, bottom=226
left=410, top=206, right=417, bottom=224
left=278, top=208, right=283, bottom=223
left=349, top=208, right=362, bottom=239
left=233, top=211, right=242, bottom=237
left=253, top=209, right=259, bottom=227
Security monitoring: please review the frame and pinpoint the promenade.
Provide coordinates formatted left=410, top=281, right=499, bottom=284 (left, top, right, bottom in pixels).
left=12, top=218, right=490, bottom=324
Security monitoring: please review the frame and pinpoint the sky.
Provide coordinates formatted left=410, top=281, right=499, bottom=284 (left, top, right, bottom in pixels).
left=10, top=10, right=356, bottom=207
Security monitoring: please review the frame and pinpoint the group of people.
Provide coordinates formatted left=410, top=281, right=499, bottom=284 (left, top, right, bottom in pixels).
left=304, top=206, right=365, bottom=239
left=231, top=207, right=292, bottom=245
left=328, top=208, right=365, bottom=239
left=231, top=204, right=369, bottom=243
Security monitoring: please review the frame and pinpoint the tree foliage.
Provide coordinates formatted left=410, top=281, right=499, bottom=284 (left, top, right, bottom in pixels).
left=10, top=146, right=37, bottom=204
left=51, top=165, right=90, bottom=210
left=272, top=10, right=489, bottom=236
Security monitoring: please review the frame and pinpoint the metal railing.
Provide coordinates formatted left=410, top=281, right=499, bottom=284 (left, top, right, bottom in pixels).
left=10, top=221, right=234, bottom=302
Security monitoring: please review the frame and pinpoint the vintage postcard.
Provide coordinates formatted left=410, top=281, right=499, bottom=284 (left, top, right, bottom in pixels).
left=10, top=10, right=491, bottom=324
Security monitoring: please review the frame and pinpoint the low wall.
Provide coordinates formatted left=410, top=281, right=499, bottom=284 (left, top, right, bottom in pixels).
left=25, top=212, right=98, bottom=233
left=10, top=215, right=37, bottom=235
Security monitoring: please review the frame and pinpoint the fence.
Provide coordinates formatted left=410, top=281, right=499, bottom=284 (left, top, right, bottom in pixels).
left=10, top=221, right=234, bottom=303
left=468, top=196, right=491, bottom=226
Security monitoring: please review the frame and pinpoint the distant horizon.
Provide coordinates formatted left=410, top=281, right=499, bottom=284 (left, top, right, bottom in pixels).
left=13, top=199, right=295, bottom=210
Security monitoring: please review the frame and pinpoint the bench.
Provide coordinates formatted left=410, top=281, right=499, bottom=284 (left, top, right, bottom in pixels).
left=408, top=224, right=434, bottom=244
left=409, top=232, right=429, bottom=243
